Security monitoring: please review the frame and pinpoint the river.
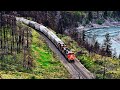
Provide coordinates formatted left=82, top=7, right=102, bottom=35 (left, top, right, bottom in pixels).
left=85, top=26, right=120, bottom=57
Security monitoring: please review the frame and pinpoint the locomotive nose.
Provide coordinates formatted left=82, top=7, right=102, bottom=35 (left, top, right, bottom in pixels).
left=68, top=54, right=76, bottom=61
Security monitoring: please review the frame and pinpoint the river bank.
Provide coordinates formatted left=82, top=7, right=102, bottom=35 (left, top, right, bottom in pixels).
left=77, top=20, right=120, bottom=31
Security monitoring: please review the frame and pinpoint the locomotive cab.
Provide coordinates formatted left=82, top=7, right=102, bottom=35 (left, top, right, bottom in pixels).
left=64, top=48, right=75, bottom=62
left=67, top=52, right=76, bottom=62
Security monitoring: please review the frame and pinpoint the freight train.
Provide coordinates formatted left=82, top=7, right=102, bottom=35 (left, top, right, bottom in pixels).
left=16, top=17, right=76, bottom=62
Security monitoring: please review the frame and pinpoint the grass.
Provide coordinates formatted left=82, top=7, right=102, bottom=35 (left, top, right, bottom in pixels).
left=0, top=23, right=71, bottom=79
left=30, top=29, right=71, bottom=79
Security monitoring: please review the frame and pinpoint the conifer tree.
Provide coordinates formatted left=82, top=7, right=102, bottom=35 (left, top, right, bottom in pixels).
left=94, top=41, right=100, bottom=54
left=102, top=33, right=112, bottom=57
left=88, top=11, right=93, bottom=21
left=113, top=48, right=117, bottom=59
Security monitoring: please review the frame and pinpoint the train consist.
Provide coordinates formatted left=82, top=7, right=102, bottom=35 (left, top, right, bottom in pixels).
left=16, top=17, right=76, bottom=62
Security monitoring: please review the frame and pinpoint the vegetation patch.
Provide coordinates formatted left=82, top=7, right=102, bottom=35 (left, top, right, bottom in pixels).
left=56, top=33, right=120, bottom=79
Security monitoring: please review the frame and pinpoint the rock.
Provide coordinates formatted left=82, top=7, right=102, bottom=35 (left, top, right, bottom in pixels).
left=77, top=25, right=84, bottom=30
left=113, top=33, right=120, bottom=43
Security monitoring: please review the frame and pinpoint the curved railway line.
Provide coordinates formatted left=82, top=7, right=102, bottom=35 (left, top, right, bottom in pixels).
left=38, top=31, right=95, bottom=79
left=16, top=17, right=95, bottom=79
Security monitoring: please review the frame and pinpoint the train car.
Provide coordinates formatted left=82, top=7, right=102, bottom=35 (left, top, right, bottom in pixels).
left=39, top=25, right=45, bottom=32
left=42, top=27, right=49, bottom=37
left=64, top=48, right=75, bottom=62
left=29, top=21, right=36, bottom=29
left=16, top=17, right=24, bottom=23
left=39, top=25, right=48, bottom=35
left=16, top=17, right=31, bottom=26
left=34, top=23, right=41, bottom=30
left=47, top=31, right=55, bottom=42
left=22, top=19, right=30, bottom=25
left=16, top=17, right=20, bottom=21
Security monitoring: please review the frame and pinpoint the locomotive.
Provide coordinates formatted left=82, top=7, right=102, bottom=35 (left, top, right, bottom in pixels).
left=16, top=17, right=76, bottom=62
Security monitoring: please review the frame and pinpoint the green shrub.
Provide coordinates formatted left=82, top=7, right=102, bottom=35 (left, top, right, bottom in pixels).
left=30, top=76, right=36, bottom=79
left=77, top=55, right=94, bottom=69
left=96, top=19, right=105, bottom=25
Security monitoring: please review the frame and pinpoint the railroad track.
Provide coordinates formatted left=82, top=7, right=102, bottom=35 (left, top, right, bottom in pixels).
left=71, top=63, right=84, bottom=79
left=37, top=30, right=95, bottom=79
left=71, top=63, right=88, bottom=79
left=72, top=59, right=95, bottom=79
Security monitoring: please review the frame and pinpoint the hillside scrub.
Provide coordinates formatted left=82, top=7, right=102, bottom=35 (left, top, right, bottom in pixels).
left=56, top=33, right=120, bottom=79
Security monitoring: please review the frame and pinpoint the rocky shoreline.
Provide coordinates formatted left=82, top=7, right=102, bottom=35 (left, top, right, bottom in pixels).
left=65, top=20, right=120, bottom=38
left=77, top=20, right=120, bottom=31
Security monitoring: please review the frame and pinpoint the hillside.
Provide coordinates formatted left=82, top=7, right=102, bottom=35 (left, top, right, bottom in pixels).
left=1, top=11, right=120, bottom=79
left=0, top=22, right=71, bottom=79
left=56, top=33, right=120, bottom=79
